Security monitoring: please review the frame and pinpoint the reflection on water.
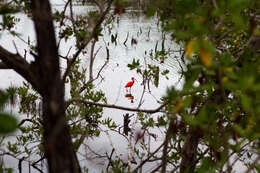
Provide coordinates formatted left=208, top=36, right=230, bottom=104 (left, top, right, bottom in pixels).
left=125, top=93, right=134, bottom=103
left=0, top=3, right=182, bottom=173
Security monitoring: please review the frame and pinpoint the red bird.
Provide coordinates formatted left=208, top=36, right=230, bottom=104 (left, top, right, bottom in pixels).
left=125, top=77, right=135, bottom=92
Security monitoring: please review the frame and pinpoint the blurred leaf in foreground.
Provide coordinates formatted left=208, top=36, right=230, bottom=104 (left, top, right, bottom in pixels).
left=0, top=90, right=17, bottom=134
left=0, top=113, right=17, bottom=134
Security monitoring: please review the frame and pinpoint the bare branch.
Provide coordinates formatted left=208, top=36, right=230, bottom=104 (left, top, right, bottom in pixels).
left=151, top=164, right=162, bottom=173
left=66, top=98, right=168, bottom=113
left=106, top=148, right=115, bottom=172
left=173, top=54, right=185, bottom=86
left=161, top=120, right=175, bottom=173
left=133, top=142, right=164, bottom=172
left=89, top=40, right=96, bottom=81
left=32, top=165, right=44, bottom=173
left=244, top=155, right=260, bottom=173
left=62, top=0, right=114, bottom=83
left=0, top=45, right=40, bottom=92
left=211, top=0, right=224, bottom=31
left=74, top=132, right=87, bottom=152
left=0, top=62, right=9, bottom=69
left=31, top=156, right=45, bottom=173
left=12, top=41, right=19, bottom=54
left=78, top=46, right=109, bottom=93
left=18, top=118, right=41, bottom=127
left=18, top=157, right=26, bottom=173
left=69, top=0, right=77, bottom=38
left=59, top=0, right=70, bottom=28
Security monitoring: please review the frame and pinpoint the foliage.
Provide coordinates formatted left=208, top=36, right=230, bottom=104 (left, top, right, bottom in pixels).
left=0, top=89, right=17, bottom=173
left=0, top=89, right=17, bottom=135
left=0, top=0, right=259, bottom=173
left=142, top=0, right=260, bottom=172
left=0, top=59, right=107, bottom=170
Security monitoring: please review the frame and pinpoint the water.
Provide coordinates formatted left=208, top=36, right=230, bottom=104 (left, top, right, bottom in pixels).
left=0, top=3, right=183, bottom=172
left=74, top=11, right=182, bottom=172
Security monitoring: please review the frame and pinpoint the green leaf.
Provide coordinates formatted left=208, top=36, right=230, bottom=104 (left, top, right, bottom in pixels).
left=0, top=164, right=13, bottom=173
left=127, top=59, right=140, bottom=70
left=0, top=113, right=17, bottom=134
left=240, top=93, right=252, bottom=112
left=0, top=92, right=9, bottom=108
left=255, top=164, right=260, bottom=172
left=161, top=69, right=169, bottom=76
left=0, top=4, right=19, bottom=15
left=146, top=6, right=156, bottom=17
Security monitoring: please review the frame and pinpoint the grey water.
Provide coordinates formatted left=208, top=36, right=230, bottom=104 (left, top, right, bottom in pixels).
left=0, top=2, right=182, bottom=173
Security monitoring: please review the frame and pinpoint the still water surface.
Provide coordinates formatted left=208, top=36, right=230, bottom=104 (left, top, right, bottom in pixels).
left=0, top=3, right=182, bottom=172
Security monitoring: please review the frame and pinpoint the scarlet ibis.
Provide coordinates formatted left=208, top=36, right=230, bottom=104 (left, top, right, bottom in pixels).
left=125, top=77, right=135, bottom=92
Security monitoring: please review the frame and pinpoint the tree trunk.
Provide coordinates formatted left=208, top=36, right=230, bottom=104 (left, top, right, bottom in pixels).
left=30, top=0, right=81, bottom=172
left=180, top=129, right=200, bottom=173
left=41, top=85, right=81, bottom=173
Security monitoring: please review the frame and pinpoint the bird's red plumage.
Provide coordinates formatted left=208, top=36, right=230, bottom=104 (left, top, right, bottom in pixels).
left=125, top=81, right=134, bottom=88
left=125, top=77, right=135, bottom=88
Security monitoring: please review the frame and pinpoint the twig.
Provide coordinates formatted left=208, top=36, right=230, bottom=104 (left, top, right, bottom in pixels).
left=111, top=128, right=129, bottom=141
left=195, top=148, right=210, bottom=164
left=132, top=142, right=164, bottom=172
left=106, top=148, right=115, bottom=171
left=31, top=156, right=45, bottom=171
left=59, top=0, right=70, bottom=27
left=59, top=46, right=72, bottom=61
left=150, top=164, right=162, bottom=173
left=57, top=0, right=70, bottom=49
left=161, top=120, right=174, bottom=173
left=173, top=55, right=185, bottom=87
left=69, top=0, right=77, bottom=38
left=32, top=164, right=44, bottom=173
left=229, top=141, right=251, bottom=168
left=78, top=46, right=109, bottom=93
left=12, top=40, right=19, bottom=54
left=18, top=118, right=41, bottom=127
left=124, top=32, right=129, bottom=46
left=85, top=145, right=106, bottom=159
left=128, top=115, right=138, bottom=170
left=104, top=130, right=121, bottom=160
left=137, top=81, right=146, bottom=108
left=62, top=0, right=113, bottom=83
left=18, top=157, right=26, bottom=173
left=89, top=40, right=96, bottom=81
left=0, top=45, right=40, bottom=93
left=138, top=55, right=148, bottom=108
left=74, top=132, right=87, bottom=152
left=244, top=155, right=260, bottom=173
